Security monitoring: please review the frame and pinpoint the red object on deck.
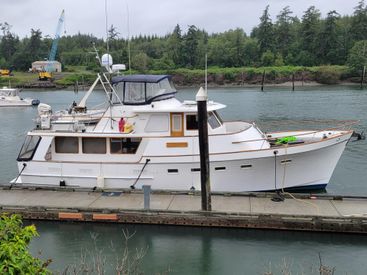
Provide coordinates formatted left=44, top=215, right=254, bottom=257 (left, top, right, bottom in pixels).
left=119, top=118, right=125, bottom=132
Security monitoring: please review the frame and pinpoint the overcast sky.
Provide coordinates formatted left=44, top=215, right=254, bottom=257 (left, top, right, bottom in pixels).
left=0, top=0, right=359, bottom=39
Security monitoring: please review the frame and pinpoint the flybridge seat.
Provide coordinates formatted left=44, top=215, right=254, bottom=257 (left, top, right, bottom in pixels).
left=111, top=74, right=177, bottom=105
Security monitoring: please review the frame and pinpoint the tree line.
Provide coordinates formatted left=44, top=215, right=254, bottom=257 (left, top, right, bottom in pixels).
left=1, top=2, right=367, bottom=73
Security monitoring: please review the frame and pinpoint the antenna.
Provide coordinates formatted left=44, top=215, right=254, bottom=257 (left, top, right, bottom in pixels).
left=205, top=54, right=208, bottom=93
left=126, top=3, right=132, bottom=74
left=105, top=0, right=109, bottom=54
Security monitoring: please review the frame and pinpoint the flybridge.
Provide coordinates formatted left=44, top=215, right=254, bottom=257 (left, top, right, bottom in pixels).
left=111, top=75, right=177, bottom=105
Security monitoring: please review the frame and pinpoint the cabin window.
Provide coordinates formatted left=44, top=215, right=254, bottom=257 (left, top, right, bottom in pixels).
left=110, top=138, right=141, bottom=154
left=124, top=82, right=145, bottom=104
left=213, top=111, right=223, bottom=124
left=145, top=114, right=169, bottom=132
left=146, top=79, right=175, bottom=101
left=17, top=136, right=41, bottom=161
left=241, top=164, right=253, bottom=169
left=82, top=138, right=106, bottom=154
left=186, top=114, right=198, bottom=130
left=55, top=137, right=79, bottom=154
left=215, top=167, right=226, bottom=171
left=208, top=112, right=221, bottom=129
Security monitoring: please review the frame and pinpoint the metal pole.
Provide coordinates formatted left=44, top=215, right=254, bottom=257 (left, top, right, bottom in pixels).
left=196, top=87, right=211, bottom=211
left=142, top=185, right=151, bottom=209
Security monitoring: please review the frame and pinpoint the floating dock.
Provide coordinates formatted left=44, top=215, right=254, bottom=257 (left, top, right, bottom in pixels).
left=1, top=187, right=367, bottom=234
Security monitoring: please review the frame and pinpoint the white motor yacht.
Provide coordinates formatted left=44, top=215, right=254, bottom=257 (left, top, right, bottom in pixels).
left=0, top=87, right=40, bottom=107
left=13, top=70, right=353, bottom=192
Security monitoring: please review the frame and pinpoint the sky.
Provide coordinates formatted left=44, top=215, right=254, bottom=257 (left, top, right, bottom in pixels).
left=0, top=0, right=359, bottom=39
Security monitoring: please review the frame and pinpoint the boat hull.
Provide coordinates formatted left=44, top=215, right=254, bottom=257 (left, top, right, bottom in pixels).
left=15, top=133, right=350, bottom=192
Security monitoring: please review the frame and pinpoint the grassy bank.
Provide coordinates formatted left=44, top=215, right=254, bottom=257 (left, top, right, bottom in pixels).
left=150, top=65, right=353, bottom=86
left=0, top=65, right=358, bottom=88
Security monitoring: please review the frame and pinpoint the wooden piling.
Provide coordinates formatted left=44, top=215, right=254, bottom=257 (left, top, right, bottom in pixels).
left=292, top=73, right=295, bottom=91
left=361, top=66, right=366, bottom=89
left=74, top=80, right=79, bottom=93
left=196, top=87, right=212, bottom=211
left=261, top=70, right=265, bottom=91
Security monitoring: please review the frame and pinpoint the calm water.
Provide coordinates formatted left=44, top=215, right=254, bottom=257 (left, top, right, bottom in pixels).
left=0, top=85, right=366, bottom=273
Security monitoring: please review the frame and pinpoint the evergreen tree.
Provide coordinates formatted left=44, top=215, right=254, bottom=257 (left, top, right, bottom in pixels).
left=167, top=24, right=183, bottom=67
left=274, top=6, right=296, bottom=58
left=0, top=22, right=19, bottom=64
left=300, top=6, right=321, bottom=65
left=256, top=5, right=274, bottom=55
left=351, top=0, right=367, bottom=41
left=319, top=11, right=341, bottom=64
left=183, top=25, right=199, bottom=68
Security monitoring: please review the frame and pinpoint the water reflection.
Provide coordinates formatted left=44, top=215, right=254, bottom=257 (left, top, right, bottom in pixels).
left=29, top=221, right=367, bottom=274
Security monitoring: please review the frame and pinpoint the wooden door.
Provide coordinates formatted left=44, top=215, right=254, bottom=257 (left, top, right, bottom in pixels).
left=170, top=113, right=184, bottom=137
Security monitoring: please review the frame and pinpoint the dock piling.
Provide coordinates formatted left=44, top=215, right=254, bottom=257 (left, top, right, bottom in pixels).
left=261, top=70, right=265, bottom=91
left=196, top=87, right=212, bottom=211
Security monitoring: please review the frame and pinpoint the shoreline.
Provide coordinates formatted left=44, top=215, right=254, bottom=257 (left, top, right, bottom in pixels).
left=14, top=80, right=363, bottom=90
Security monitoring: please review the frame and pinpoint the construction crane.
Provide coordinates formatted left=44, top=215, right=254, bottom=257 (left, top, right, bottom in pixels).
left=39, top=10, right=65, bottom=81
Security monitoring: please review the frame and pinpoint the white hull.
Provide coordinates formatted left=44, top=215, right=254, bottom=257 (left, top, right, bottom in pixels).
left=15, top=132, right=351, bottom=192
left=0, top=101, right=33, bottom=107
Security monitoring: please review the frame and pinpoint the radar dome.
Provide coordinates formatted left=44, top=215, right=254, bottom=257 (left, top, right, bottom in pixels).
left=101, top=54, right=113, bottom=67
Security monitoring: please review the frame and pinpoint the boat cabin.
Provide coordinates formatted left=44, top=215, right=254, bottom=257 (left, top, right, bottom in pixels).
left=112, top=75, right=177, bottom=105
left=0, top=87, right=20, bottom=97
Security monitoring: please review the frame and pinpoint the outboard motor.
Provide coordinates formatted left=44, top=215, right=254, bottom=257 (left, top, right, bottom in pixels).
left=38, top=103, right=52, bottom=129
left=31, top=99, right=40, bottom=106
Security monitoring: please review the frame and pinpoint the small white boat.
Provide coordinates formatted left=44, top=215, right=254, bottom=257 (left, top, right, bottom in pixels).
left=0, top=87, right=40, bottom=107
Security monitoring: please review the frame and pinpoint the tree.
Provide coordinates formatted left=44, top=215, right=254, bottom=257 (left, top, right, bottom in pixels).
left=167, top=24, right=183, bottom=67
left=347, top=40, right=367, bottom=73
left=28, top=29, right=44, bottom=60
left=132, top=52, right=150, bottom=71
left=0, top=22, right=19, bottom=63
left=256, top=5, right=274, bottom=55
left=0, top=214, right=51, bottom=274
left=319, top=11, right=342, bottom=64
left=300, top=6, right=321, bottom=65
left=183, top=25, right=199, bottom=68
left=274, top=6, right=296, bottom=58
left=261, top=50, right=275, bottom=66
left=351, top=0, right=367, bottom=41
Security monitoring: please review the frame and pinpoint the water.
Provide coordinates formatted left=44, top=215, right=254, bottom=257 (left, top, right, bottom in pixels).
left=29, top=221, right=367, bottom=274
left=1, top=85, right=367, bottom=273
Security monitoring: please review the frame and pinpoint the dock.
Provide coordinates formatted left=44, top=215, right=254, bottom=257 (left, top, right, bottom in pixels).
left=1, top=187, right=367, bottom=233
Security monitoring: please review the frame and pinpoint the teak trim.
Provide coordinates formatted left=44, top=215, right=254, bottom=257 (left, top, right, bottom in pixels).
left=166, top=142, right=188, bottom=148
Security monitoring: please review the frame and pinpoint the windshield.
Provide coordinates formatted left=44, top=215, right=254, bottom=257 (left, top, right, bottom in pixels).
left=113, top=77, right=176, bottom=105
